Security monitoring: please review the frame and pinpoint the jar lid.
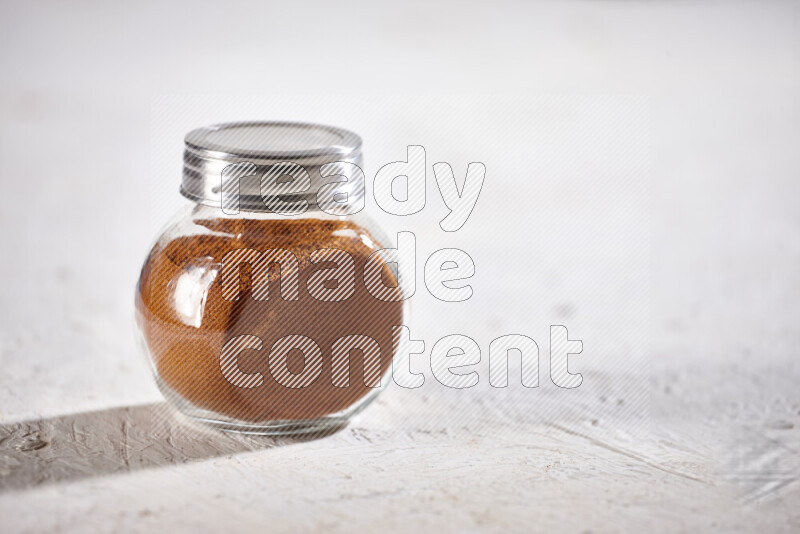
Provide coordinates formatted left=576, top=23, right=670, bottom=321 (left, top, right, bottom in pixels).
left=181, top=121, right=364, bottom=213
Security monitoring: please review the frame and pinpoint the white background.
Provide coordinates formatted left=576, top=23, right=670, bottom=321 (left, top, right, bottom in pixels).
left=1, top=1, right=798, bottom=532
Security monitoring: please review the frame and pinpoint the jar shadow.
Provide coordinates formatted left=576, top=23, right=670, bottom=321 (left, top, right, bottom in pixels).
left=0, top=402, right=344, bottom=493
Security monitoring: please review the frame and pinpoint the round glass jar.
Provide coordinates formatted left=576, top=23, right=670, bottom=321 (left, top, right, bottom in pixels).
left=135, top=122, right=405, bottom=434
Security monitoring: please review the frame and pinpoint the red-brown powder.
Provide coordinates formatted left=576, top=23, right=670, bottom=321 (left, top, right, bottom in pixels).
left=135, top=217, right=403, bottom=422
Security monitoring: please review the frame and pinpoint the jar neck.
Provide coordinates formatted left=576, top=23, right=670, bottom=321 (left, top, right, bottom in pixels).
left=189, top=202, right=351, bottom=221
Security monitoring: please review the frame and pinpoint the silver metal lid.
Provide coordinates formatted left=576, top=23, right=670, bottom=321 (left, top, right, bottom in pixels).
left=181, top=121, right=364, bottom=213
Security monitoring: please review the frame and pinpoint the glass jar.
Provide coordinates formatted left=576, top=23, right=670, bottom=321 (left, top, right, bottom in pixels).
left=135, top=122, right=406, bottom=434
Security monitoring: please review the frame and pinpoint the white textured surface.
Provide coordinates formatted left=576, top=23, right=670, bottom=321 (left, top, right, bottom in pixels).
left=1, top=1, right=799, bottom=532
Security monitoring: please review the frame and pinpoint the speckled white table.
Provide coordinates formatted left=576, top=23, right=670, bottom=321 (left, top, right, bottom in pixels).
left=1, top=1, right=799, bottom=532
